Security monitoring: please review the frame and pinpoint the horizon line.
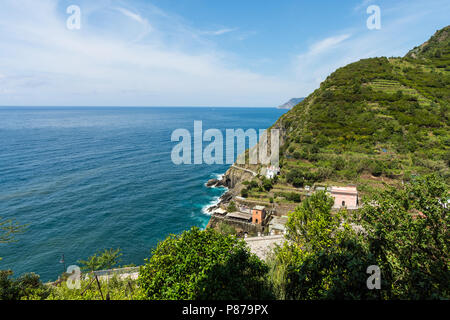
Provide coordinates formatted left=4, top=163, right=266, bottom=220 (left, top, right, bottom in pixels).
left=0, top=105, right=283, bottom=109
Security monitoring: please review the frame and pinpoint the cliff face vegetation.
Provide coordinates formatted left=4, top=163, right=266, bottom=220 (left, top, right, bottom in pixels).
left=218, top=26, right=449, bottom=210
left=264, top=26, right=450, bottom=193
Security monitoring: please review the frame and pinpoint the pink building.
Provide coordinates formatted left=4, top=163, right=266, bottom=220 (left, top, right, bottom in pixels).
left=330, top=186, right=358, bottom=209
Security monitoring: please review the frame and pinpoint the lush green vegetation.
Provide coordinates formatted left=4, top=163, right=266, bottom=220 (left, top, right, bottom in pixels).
left=241, top=177, right=275, bottom=198
left=0, top=270, right=50, bottom=300
left=274, top=26, right=449, bottom=188
left=0, top=248, right=140, bottom=300
left=216, top=222, right=238, bottom=236
left=78, top=248, right=123, bottom=272
left=268, top=174, right=449, bottom=300
left=240, top=176, right=305, bottom=204
left=227, top=200, right=237, bottom=212
left=0, top=217, right=26, bottom=261
left=273, top=191, right=301, bottom=203
left=46, top=275, right=141, bottom=300
left=138, top=227, right=273, bottom=300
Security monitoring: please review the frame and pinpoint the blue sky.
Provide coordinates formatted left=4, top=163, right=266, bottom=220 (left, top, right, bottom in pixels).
left=0, top=0, right=448, bottom=107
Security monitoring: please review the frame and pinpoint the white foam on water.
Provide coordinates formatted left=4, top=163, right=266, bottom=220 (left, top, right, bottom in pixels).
left=215, top=173, right=224, bottom=180
left=202, top=172, right=228, bottom=215
left=201, top=195, right=221, bottom=215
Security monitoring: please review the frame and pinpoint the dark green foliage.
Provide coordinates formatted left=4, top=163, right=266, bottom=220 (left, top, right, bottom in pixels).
left=276, top=26, right=450, bottom=185
left=248, top=180, right=259, bottom=189
left=270, top=175, right=449, bottom=300
left=279, top=239, right=379, bottom=300
left=78, top=248, right=122, bottom=272
left=286, top=168, right=320, bottom=186
left=360, top=174, right=450, bottom=299
left=285, top=191, right=336, bottom=249
left=0, top=270, right=49, bottom=300
left=275, top=191, right=301, bottom=203
left=1, top=217, right=27, bottom=261
left=368, top=160, right=384, bottom=177
left=217, top=222, right=237, bottom=236
left=262, top=178, right=273, bottom=191
left=138, top=227, right=273, bottom=300
left=227, top=201, right=237, bottom=212
left=270, top=191, right=379, bottom=299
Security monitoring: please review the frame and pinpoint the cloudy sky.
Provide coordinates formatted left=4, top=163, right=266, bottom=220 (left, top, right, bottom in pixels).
left=0, top=0, right=448, bottom=107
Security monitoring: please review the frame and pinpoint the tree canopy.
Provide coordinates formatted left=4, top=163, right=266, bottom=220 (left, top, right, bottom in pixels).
left=78, top=248, right=123, bottom=272
left=269, top=174, right=449, bottom=300
left=138, top=227, right=273, bottom=300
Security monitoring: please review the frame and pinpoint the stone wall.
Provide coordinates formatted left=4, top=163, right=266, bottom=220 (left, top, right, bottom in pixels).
left=207, top=215, right=262, bottom=235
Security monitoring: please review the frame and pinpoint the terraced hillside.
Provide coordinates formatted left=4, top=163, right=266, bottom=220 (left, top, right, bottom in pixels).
left=227, top=26, right=449, bottom=203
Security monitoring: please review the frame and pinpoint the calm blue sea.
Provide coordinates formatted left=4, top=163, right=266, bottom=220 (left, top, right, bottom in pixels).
left=0, top=107, right=285, bottom=281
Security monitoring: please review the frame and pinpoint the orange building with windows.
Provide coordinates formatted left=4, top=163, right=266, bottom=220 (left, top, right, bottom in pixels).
left=251, top=205, right=266, bottom=225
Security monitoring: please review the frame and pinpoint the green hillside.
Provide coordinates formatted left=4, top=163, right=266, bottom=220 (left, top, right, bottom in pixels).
left=268, top=26, right=450, bottom=194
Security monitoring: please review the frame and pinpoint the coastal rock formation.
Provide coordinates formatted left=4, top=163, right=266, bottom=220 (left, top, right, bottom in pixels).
left=277, top=98, right=304, bottom=110
left=221, top=166, right=254, bottom=193
left=206, top=178, right=225, bottom=188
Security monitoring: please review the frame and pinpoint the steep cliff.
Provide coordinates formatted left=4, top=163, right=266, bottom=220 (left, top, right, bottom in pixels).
left=218, top=26, right=449, bottom=205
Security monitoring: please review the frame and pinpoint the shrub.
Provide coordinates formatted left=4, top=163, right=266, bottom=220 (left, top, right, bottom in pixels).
left=138, top=227, right=273, bottom=300
left=0, top=270, right=50, bottom=300
left=262, top=178, right=273, bottom=191
left=360, top=174, right=450, bottom=299
left=78, top=248, right=122, bottom=272
left=270, top=175, right=450, bottom=300
left=217, top=222, right=237, bottom=236
left=227, top=201, right=237, bottom=212
left=369, top=161, right=383, bottom=177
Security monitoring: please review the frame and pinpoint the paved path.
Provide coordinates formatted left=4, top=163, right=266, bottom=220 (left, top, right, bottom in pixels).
left=90, top=267, right=140, bottom=281
left=244, top=235, right=285, bottom=261
left=231, top=165, right=258, bottom=177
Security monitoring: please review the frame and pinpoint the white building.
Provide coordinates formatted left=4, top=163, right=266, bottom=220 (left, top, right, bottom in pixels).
left=265, top=165, right=280, bottom=179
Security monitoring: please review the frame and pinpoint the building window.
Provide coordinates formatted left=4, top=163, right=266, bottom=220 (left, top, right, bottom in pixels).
left=255, top=219, right=258, bottom=224
left=342, top=201, right=346, bottom=207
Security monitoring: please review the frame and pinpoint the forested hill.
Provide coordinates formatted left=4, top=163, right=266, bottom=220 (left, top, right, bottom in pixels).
left=271, top=26, right=449, bottom=191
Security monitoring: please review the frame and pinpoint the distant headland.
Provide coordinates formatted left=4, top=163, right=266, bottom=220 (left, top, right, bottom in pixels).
left=276, top=98, right=304, bottom=109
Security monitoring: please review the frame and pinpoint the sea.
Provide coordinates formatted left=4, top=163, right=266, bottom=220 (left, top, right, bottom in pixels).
left=0, top=107, right=286, bottom=281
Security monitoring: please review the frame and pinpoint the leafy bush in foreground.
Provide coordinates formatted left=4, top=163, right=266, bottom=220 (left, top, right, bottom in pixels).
left=138, top=227, right=273, bottom=300
left=269, top=175, right=449, bottom=300
left=360, top=174, right=449, bottom=299
left=0, top=270, right=50, bottom=300
left=78, top=248, right=123, bottom=272
left=46, top=275, right=140, bottom=300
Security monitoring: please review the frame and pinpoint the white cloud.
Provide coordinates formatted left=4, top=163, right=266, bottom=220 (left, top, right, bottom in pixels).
left=0, top=0, right=448, bottom=106
left=294, top=33, right=354, bottom=92
left=307, top=34, right=351, bottom=55
left=0, top=0, right=298, bottom=106
left=201, top=28, right=238, bottom=36
left=113, top=7, right=153, bottom=42
left=115, top=7, right=148, bottom=25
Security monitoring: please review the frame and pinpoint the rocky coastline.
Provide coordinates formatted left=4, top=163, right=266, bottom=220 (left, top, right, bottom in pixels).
left=203, top=165, right=256, bottom=217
